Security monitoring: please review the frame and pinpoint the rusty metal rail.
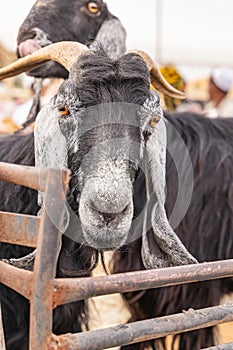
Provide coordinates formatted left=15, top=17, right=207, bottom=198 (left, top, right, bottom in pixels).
left=54, top=259, right=233, bottom=306
left=0, top=161, right=233, bottom=350
left=0, top=162, right=48, bottom=191
left=0, top=162, right=70, bottom=350
left=0, top=212, right=39, bottom=247
left=30, top=168, right=70, bottom=349
left=0, top=261, right=32, bottom=299
left=48, top=303, right=233, bottom=350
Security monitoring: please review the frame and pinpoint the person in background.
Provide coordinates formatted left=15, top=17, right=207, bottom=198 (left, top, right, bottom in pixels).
left=205, top=66, right=233, bottom=118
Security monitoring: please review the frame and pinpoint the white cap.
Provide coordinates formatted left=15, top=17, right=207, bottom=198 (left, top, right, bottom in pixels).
left=211, top=67, right=233, bottom=92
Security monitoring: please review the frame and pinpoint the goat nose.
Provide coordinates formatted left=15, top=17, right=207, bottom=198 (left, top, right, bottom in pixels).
left=97, top=204, right=130, bottom=224
left=100, top=212, right=117, bottom=224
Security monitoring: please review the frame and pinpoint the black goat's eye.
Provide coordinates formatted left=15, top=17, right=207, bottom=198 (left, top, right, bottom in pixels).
left=58, top=106, right=70, bottom=116
left=150, top=115, right=160, bottom=127
left=87, top=1, right=100, bottom=13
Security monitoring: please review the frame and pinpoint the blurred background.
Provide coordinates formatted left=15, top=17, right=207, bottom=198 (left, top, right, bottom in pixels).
left=0, top=0, right=233, bottom=131
left=1, top=0, right=233, bottom=75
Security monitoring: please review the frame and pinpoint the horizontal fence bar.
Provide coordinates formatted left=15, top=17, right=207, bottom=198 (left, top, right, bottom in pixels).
left=0, top=163, right=70, bottom=193
left=202, top=342, right=233, bottom=350
left=54, top=259, right=233, bottom=306
left=0, top=162, right=48, bottom=191
left=0, top=212, right=39, bottom=247
left=49, top=303, right=233, bottom=350
left=0, top=261, right=32, bottom=299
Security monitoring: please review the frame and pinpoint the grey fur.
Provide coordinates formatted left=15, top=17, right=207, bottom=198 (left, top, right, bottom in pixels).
left=90, top=18, right=127, bottom=59
left=31, top=27, right=53, bottom=48
left=34, top=99, right=68, bottom=207
left=139, top=91, right=198, bottom=268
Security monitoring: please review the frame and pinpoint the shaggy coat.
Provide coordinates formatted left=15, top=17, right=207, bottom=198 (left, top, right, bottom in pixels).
left=113, top=112, right=233, bottom=350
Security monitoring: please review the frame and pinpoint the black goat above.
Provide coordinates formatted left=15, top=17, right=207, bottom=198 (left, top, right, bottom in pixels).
left=17, top=0, right=127, bottom=78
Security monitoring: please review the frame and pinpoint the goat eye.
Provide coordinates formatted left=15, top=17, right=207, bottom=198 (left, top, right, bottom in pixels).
left=150, top=115, right=160, bottom=127
left=87, top=2, right=100, bottom=13
left=58, top=106, right=70, bottom=116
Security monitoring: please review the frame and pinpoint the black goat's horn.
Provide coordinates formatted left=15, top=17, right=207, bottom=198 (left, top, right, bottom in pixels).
left=129, top=50, right=186, bottom=99
left=0, top=42, right=89, bottom=80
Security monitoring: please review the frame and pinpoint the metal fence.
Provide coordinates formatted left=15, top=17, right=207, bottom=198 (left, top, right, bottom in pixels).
left=0, top=161, right=233, bottom=350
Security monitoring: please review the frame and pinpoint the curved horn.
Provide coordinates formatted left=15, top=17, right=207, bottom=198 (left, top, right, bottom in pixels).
left=0, top=41, right=89, bottom=80
left=129, top=50, right=186, bottom=99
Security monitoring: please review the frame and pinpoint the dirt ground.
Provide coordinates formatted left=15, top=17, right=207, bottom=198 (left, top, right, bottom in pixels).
left=89, top=254, right=233, bottom=350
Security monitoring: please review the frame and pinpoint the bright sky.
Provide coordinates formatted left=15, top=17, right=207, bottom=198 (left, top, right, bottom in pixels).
left=1, top=0, right=233, bottom=80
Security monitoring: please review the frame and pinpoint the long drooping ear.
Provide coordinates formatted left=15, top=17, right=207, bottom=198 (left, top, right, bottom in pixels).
left=0, top=41, right=89, bottom=80
left=129, top=50, right=186, bottom=100
left=140, top=92, right=197, bottom=268
left=90, top=18, right=126, bottom=60
left=34, top=101, right=68, bottom=197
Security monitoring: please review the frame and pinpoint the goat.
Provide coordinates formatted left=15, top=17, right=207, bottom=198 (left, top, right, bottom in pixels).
left=17, top=0, right=127, bottom=78
left=0, top=42, right=192, bottom=350
left=15, top=0, right=127, bottom=127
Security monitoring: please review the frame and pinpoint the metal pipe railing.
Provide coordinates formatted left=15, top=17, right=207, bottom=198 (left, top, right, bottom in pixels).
left=54, top=259, right=233, bottom=306
left=49, top=303, right=233, bottom=350
left=0, top=212, right=39, bottom=247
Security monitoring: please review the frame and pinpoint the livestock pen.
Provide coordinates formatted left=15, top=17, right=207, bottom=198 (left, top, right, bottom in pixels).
left=0, top=162, right=233, bottom=350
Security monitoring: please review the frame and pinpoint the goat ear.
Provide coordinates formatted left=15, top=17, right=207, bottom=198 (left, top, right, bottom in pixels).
left=90, top=18, right=126, bottom=59
left=34, top=102, right=69, bottom=232
left=141, top=117, right=198, bottom=268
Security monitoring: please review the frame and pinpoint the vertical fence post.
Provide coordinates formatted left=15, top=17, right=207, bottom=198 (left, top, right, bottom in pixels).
left=29, top=169, right=70, bottom=350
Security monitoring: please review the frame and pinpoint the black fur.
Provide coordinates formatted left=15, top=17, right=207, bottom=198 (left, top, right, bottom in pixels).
left=113, top=112, right=233, bottom=350
left=70, top=50, right=150, bottom=106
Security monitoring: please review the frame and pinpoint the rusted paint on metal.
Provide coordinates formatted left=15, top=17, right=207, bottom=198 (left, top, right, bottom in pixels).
left=49, top=303, right=233, bottom=350
left=29, top=169, right=70, bottom=350
left=0, top=161, right=48, bottom=191
left=1, top=163, right=233, bottom=350
left=54, top=259, right=233, bottom=306
left=0, top=212, right=39, bottom=247
left=202, top=342, right=233, bottom=349
left=0, top=261, right=33, bottom=299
